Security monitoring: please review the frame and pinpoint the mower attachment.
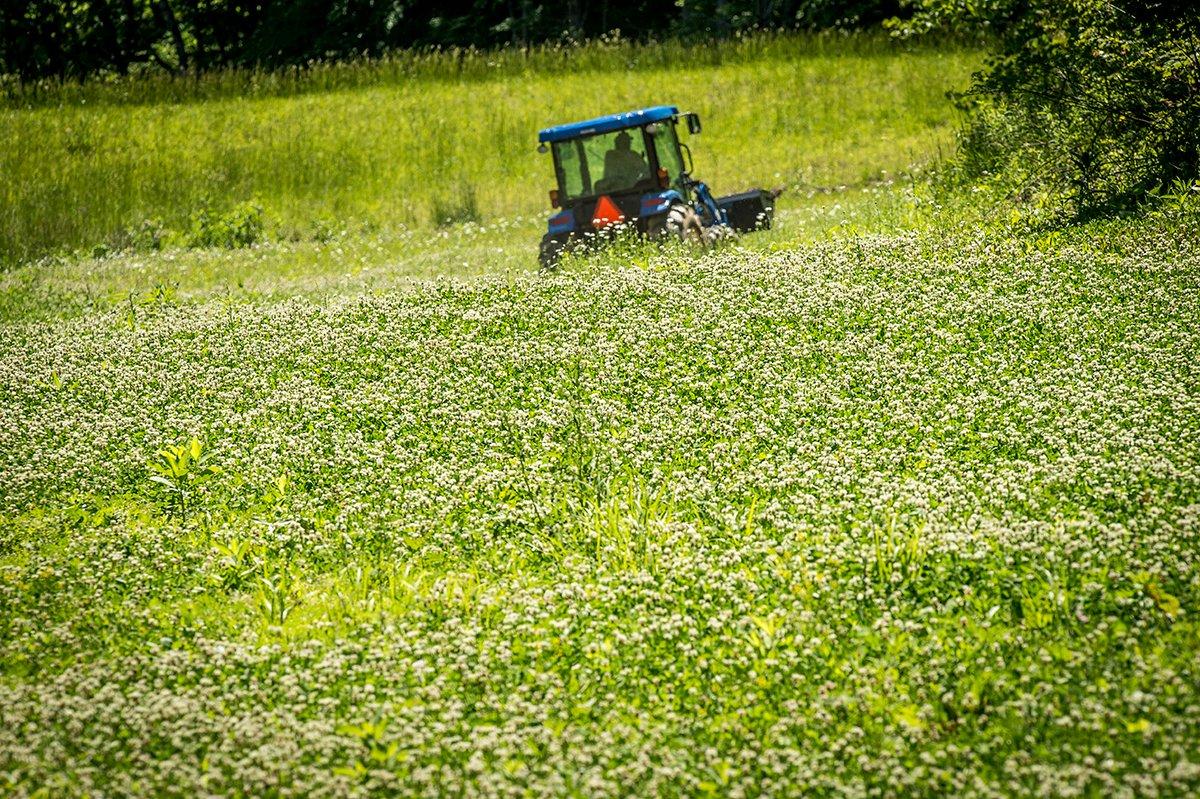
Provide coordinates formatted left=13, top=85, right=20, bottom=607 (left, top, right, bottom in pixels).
left=716, top=188, right=781, bottom=232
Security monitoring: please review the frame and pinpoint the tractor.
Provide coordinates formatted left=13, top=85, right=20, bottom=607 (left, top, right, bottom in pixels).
left=536, top=105, right=779, bottom=268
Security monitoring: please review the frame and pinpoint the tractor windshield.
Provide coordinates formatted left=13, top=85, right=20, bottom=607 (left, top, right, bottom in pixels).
left=553, top=127, right=652, bottom=201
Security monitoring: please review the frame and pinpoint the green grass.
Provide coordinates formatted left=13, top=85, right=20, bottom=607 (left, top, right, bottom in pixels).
left=2, top=201, right=1199, bottom=796
left=0, top=32, right=976, bottom=265
left=4, top=33, right=1200, bottom=799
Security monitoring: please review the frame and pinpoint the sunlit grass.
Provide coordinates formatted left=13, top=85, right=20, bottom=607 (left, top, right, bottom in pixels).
left=2, top=200, right=1198, bottom=795
left=9, top=34, right=1198, bottom=798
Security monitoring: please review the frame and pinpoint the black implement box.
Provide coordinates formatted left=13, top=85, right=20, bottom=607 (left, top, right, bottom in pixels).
left=716, top=188, right=777, bottom=232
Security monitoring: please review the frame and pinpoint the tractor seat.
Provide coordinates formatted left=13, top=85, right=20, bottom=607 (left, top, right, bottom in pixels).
left=594, top=171, right=651, bottom=197
left=593, top=177, right=620, bottom=194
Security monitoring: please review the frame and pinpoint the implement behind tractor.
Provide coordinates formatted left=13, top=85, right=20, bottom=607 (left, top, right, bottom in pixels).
left=536, top=105, right=779, bottom=268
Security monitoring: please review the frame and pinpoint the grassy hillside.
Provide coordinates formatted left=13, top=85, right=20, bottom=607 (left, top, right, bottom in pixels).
left=1, top=34, right=975, bottom=265
left=4, top=33, right=1200, bottom=799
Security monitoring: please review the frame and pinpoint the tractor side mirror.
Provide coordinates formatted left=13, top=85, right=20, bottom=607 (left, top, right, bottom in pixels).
left=684, top=113, right=702, bottom=135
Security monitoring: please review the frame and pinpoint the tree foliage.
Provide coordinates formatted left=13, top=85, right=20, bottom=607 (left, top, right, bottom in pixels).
left=0, top=0, right=902, bottom=81
left=904, top=0, right=1200, bottom=215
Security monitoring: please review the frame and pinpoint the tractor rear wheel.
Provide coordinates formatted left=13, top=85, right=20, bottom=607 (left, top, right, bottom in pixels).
left=539, top=236, right=566, bottom=270
left=648, top=203, right=706, bottom=246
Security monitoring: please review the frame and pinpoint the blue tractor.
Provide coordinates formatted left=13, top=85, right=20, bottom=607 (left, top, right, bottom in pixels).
left=536, top=105, right=779, bottom=268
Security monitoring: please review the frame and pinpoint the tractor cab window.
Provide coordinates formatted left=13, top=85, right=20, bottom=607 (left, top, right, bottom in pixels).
left=553, top=127, right=652, bottom=201
left=650, top=122, right=685, bottom=188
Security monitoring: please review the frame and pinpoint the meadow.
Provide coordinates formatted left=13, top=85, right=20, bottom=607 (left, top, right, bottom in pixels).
left=3, top=32, right=1200, bottom=799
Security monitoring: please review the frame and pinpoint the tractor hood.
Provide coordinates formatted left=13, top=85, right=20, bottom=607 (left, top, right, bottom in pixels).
left=538, top=105, right=678, bottom=143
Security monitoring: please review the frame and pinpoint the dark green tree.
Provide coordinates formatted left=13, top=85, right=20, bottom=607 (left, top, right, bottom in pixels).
left=904, top=0, right=1200, bottom=215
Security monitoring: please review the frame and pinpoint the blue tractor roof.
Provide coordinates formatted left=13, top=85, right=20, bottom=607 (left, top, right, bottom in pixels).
left=538, top=105, right=679, bottom=143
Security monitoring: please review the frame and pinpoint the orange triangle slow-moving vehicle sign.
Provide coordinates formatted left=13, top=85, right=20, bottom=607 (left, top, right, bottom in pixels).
left=591, top=195, right=625, bottom=229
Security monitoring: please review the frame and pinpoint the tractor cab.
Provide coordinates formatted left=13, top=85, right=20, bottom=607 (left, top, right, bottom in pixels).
left=540, top=105, right=695, bottom=211
left=536, top=105, right=777, bottom=268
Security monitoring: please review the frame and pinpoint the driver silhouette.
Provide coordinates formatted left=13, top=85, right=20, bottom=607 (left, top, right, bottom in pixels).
left=603, top=130, right=648, bottom=186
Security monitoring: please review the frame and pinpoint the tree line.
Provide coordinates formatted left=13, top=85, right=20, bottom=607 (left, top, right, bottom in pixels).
left=0, top=0, right=900, bottom=81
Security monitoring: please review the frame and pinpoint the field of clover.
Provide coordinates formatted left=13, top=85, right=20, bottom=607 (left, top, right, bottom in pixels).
left=1, top=202, right=1199, bottom=797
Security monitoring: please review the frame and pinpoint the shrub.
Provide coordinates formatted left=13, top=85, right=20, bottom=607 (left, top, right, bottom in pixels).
left=902, top=0, right=1200, bottom=216
left=185, top=200, right=266, bottom=249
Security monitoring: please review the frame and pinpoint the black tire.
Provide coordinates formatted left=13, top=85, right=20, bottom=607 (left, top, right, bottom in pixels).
left=538, top=236, right=566, bottom=270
